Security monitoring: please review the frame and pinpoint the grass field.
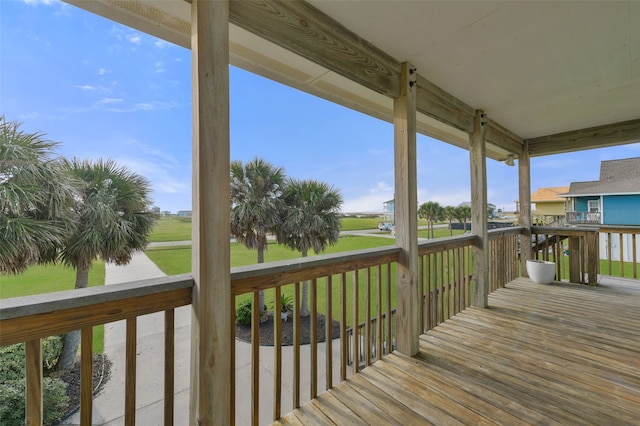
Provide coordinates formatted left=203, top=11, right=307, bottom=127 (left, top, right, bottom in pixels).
left=1, top=262, right=106, bottom=353
left=149, top=215, right=432, bottom=242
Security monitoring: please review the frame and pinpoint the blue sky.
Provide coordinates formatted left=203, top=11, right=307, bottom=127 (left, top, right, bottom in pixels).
left=2, top=0, right=639, bottom=214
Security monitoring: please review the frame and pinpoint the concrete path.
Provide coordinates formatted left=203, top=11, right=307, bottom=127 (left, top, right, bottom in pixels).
left=63, top=252, right=342, bottom=425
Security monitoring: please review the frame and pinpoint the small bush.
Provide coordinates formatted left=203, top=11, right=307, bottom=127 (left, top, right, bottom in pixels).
left=236, top=299, right=253, bottom=325
left=279, top=294, right=293, bottom=313
left=0, top=377, right=68, bottom=426
left=0, top=336, right=68, bottom=425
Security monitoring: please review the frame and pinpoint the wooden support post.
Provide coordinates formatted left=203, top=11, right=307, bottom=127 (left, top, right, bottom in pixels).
left=470, top=110, right=489, bottom=308
left=568, top=236, right=581, bottom=283
left=394, top=62, right=419, bottom=356
left=518, top=142, right=532, bottom=276
left=189, top=1, right=232, bottom=425
left=587, top=231, right=599, bottom=286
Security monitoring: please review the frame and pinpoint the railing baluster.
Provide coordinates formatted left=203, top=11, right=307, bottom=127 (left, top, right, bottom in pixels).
left=424, top=254, right=431, bottom=332
left=352, top=270, right=359, bottom=374
left=164, top=309, right=174, bottom=426
left=25, top=338, right=43, bottom=425
left=633, top=234, right=637, bottom=279
left=439, top=252, right=444, bottom=324
left=325, top=276, right=333, bottom=390
left=125, top=318, right=137, bottom=426
left=385, top=264, right=392, bottom=354
left=251, top=291, right=260, bottom=426
left=81, top=327, right=93, bottom=426
left=273, top=286, right=282, bottom=421
left=376, top=265, right=382, bottom=361
left=340, top=273, right=347, bottom=381
left=607, top=232, right=613, bottom=274
left=310, top=279, right=317, bottom=399
left=293, top=282, right=300, bottom=408
left=364, top=268, right=371, bottom=367
left=619, top=233, right=625, bottom=277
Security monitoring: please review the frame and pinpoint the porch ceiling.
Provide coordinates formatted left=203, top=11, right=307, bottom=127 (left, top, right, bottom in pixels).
left=65, top=0, right=640, bottom=160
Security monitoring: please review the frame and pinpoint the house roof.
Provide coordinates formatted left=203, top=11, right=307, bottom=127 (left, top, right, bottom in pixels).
left=64, top=0, right=640, bottom=161
left=531, top=187, right=570, bottom=203
left=564, top=157, right=640, bottom=196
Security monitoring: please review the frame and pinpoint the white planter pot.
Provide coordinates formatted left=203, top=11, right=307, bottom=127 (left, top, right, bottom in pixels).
left=526, top=259, right=556, bottom=284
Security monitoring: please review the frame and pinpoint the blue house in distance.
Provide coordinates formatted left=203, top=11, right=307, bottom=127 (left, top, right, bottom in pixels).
left=563, top=157, right=640, bottom=226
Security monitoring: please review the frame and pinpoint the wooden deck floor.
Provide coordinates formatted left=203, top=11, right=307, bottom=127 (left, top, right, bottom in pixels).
left=274, top=277, right=640, bottom=425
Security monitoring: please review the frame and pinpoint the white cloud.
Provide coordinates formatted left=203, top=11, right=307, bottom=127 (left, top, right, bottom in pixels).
left=342, top=182, right=393, bottom=213
left=154, top=39, right=168, bottom=49
left=98, top=98, right=123, bottom=104
left=154, top=61, right=165, bottom=73
left=23, top=0, right=58, bottom=5
left=75, top=84, right=96, bottom=91
left=127, top=34, right=142, bottom=45
left=97, top=68, right=110, bottom=75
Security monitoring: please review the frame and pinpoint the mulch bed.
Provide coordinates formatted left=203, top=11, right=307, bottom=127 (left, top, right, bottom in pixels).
left=53, top=353, right=112, bottom=422
left=236, top=312, right=341, bottom=346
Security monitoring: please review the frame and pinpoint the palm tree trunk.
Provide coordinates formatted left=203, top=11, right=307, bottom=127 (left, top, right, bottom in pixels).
left=449, top=219, right=453, bottom=236
left=57, top=265, right=90, bottom=370
left=300, top=249, right=310, bottom=317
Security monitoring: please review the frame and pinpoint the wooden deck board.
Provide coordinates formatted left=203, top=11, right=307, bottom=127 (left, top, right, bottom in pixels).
left=274, top=277, right=640, bottom=425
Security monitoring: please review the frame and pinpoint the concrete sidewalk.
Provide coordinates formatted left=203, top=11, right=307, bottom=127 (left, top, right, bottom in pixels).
left=63, top=252, right=342, bottom=425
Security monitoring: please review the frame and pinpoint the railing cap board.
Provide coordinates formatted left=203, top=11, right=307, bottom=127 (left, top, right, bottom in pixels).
left=488, top=226, right=525, bottom=239
left=231, top=246, right=401, bottom=295
left=0, top=274, right=193, bottom=321
left=418, top=233, right=478, bottom=255
left=532, top=226, right=600, bottom=237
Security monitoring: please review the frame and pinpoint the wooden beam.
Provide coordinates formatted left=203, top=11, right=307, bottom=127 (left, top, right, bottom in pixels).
left=230, top=0, right=400, bottom=98
left=415, top=74, right=474, bottom=133
left=470, top=110, right=489, bottom=308
left=394, top=62, right=420, bottom=356
left=518, top=143, right=532, bottom=276
left=190, top=1, right=232, bottom=425
left=485, top=117, right=524, bottom=156
left=528, top=118, right=640, bottom=157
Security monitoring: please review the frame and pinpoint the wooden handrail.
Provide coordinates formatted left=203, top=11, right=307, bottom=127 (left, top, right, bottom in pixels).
left=231, top=246, right=401, bottom=295
left=0, top=274, right=193, bottom=346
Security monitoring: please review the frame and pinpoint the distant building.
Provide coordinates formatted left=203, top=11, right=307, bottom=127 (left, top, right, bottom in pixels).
left=516, top=186, right=569, bottom=225
left=383, top=199, right=395, bottom=222
left=177, top=210, right=193, bottom=218
left=563, top=157, right=640, bottom=226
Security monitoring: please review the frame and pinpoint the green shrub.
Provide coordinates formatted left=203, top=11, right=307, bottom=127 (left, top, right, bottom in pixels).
left=279, top=294, right=293, bottom=313
left=0, top=377, right=68, bottom=426
left=0, top=336, right=68, bottom=425
left=236, top=299, right=253, bottom=325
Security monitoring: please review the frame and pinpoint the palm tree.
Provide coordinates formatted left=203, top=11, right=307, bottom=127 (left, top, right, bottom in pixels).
left=0, top=117, right=76, bottom=274
left=418, top=201, right=442, bottom=239
left=230, top=158, right=285, bottom=312
left=56, top=158, right=155, bottom=370
left=455, top=204, right=471, bottom=233
left=443, top=205, right=456, bottom=236
left=277, top=179, right=342, bottom=317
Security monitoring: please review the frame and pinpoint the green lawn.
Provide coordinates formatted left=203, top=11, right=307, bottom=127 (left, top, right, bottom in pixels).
left=418, top=228, right=467, bottom=239
left=149, top=215, right=430, bottom=242
left=1, top=262, right=106, bottom=353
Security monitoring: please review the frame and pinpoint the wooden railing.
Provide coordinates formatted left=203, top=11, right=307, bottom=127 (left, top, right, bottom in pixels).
left=532, top=226, right=599, bottom=285
left=0, top=275, right=193, bottom=425
left=597, top=226, right=640, bottom=279
left=231, top=246, right=400, bottom=424
left=1, top=230, right=528, bottom=424
left=418, top=227, right=522, bottom=332
left=566, top=211, right=601, bottom=225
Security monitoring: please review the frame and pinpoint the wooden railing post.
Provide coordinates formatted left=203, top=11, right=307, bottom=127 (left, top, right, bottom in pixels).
left=393, top=62, right=419, bottom=356
left=470, top=110, right=489, bottom=307
left=190, top=0, right=232, bottom=424
left=518, top=141, right=532, bottom=276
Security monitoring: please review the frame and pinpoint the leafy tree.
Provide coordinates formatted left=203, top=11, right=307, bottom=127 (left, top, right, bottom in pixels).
left=418, top=201, right=442, bottom=239
left=455, top=204, right=471, bottom=232
left=230, top=158, right=285, bottom=312
left=443, top=205, right=456, bottom=236
left=0, top=117, right=75, bottom=274
left=277, top=179, right=342, bottom=316
left=56, top=158, right=155, bottom=370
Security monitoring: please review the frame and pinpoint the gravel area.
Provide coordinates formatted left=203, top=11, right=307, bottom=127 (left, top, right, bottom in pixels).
left=52, top=354, right=111, bottom=423
left=236, top=312, right=341, bottom=346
